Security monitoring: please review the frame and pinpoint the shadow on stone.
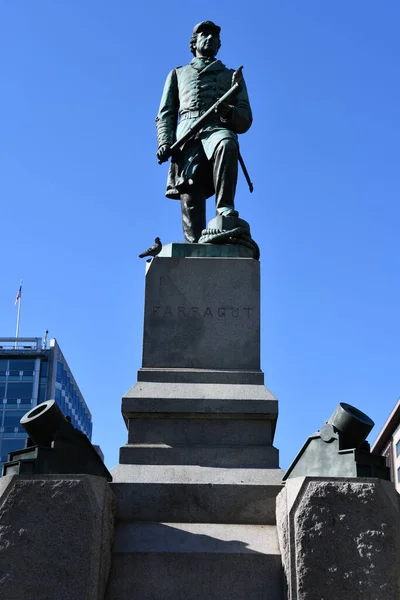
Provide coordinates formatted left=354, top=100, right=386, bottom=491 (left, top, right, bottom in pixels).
left=106, top=522, right=284, bottom=600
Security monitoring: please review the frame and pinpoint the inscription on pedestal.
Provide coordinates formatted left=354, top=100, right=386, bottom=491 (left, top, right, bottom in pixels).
left=142, top=258, right=260, bottom=370
left=152, top=306, right=254, bottom=319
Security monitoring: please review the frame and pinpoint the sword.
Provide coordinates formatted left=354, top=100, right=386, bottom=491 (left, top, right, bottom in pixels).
left=238, top=152, right=253, bottom=193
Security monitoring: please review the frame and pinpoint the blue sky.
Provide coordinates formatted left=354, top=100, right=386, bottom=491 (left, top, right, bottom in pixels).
left=1, top=1, right=399, bottom=470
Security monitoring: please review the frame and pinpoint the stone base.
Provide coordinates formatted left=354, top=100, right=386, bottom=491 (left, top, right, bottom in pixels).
left=0, top=474, right=115, bottom=600
left=276, top=477, right=400, bottom=600
left=107, top=252, right=284, bottom=599
left=110, top=374, right=284, bottom=599
left=106, top=523, right=283, bottom=600
left=111, top=465, right=284, bottom=524
left=120, top=378, right=279, bottom=470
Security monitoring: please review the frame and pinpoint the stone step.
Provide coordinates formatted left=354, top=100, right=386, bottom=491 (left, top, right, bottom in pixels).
left=110, top=465, right=284, bottom=525
left=123, top=382, right=278, bottom=417
left=137, top=367, right=265, bottom=385
left=122, top=382, right=279, bottom=444
left=112, top=521, right=280, bottom=554
left=106, top=522, right=284, bottom=600
left=127, top=417, right=274, bottom=446
left=119, top=444, right=279, bottom=468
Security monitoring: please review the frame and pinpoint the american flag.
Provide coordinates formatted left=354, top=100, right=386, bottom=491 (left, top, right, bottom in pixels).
left=15, top=281, right=22, bottom=305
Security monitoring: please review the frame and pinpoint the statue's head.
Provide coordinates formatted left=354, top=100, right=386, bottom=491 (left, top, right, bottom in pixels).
left=190, top=21, right=221, bottom=58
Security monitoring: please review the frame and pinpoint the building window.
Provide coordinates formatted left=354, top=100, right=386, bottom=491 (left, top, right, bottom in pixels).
left=398, top=467, right=400, bottom=484
left=56, top=361, right=63, bottom=383
left=40, top=361, right=48, bottom=378
left=0, top=438, right=26, bottom=463
left=0, top=360, right=7, bottom=377
left=8, top=370, right=22, bottom=381
left=396, top=441, right=400, bottom=458
left=4, top=399, right=19, bottom=408
left=38, top=383, right=47, bottom=402
left=3, top=410, right=26, bottom=433
left=9, top=359, right=35, bottom=374
left=6, top=381, right=33, bottom=400
left=18, top=399, right=33, bottom=410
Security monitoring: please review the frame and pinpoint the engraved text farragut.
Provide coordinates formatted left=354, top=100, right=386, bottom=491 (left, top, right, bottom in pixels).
left=152, top=306, right=254, bottom=318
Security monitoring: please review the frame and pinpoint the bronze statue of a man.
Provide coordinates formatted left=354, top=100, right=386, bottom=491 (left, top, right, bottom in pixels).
left=156, top=21, right=253, bottom=243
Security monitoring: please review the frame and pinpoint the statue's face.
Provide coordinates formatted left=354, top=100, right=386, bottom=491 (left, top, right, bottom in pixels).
left=194, top=30, right=219, bottom=58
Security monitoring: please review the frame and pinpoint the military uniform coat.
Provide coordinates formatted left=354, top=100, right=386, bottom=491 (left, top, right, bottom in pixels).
left=156, top=57, right=253, bottom=199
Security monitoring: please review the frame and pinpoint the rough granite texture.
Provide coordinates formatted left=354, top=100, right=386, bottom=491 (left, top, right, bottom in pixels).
left=276, top=477, right=400, bottom=600
left=0, top=474, right=115, bottom=600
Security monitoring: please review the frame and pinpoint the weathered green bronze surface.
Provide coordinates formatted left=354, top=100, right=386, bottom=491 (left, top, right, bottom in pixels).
left=156, top=21, right=253, bottom=243
left=2, top=400, right=112, bottom=480
left=283, top=402, right=390, bottom=481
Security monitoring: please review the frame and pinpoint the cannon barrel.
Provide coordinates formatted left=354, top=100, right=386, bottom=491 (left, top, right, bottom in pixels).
left=20, top=400, right=74, bottom=447
left=327, top=402, right=374, bottom=449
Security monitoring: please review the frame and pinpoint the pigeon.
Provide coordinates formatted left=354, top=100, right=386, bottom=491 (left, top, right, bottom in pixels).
left=138, top=237, right=162, bottom=259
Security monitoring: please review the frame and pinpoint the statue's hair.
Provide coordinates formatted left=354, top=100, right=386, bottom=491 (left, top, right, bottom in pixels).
left=190, top=31, right=221, bottom=56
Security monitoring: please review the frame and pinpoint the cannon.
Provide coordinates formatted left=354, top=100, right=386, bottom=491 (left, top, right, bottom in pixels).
left=283, top=402, right=390, bottom=481
left=2, top=400, right=111, bottom=480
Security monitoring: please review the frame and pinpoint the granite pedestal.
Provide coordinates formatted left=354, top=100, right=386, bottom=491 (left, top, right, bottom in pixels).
left=142, top=255, right=260, bottom=370
left=107, top=249, right=284, bottom=599
left=0, top=474, right=115, bottom=600
left=276, top=477, right=400, bottom=600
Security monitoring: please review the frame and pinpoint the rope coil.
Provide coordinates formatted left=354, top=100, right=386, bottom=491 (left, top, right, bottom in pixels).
left=198, top=226, right=260, bottom=260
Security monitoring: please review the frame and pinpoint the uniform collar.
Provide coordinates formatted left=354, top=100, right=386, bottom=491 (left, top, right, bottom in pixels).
left=190, top=57, right=225, bottom=74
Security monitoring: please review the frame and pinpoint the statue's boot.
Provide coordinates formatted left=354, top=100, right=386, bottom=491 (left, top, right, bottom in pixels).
left=180, top=193, right=206, bottom=243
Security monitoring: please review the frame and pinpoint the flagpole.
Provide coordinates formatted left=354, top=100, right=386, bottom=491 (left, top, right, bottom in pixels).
left=15, top=279, right=22, bottom=349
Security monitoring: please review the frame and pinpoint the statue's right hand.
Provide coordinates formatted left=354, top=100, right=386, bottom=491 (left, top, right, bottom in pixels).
left=157, top=144, right=171, bottom=164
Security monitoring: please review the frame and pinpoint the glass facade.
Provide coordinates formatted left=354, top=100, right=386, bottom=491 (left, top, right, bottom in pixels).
left=0, top=357, right=38, bottom=465
left=54, top=360, right=92, bottom=438
left=0, top=339, right=93, bottom=471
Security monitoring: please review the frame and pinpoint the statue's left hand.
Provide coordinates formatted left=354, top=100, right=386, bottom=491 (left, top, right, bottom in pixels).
left=215, top=102, right=232, bottom=119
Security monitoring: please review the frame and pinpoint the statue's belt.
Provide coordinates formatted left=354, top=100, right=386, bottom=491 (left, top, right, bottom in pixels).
left=180, top=109, right=217, bottom=121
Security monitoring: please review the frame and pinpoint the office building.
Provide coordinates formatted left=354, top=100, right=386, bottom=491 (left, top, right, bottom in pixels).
left=0, top=336, right=92, bottom=471
left=371, top=398, right=400, bottom=493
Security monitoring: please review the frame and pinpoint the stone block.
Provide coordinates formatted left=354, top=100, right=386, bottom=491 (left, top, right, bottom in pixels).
left=122, top=381, right=278, bottom=420
left=120, top=378, right=280, bottom=470
left=276, top=477, right=400, bottom=600
left=106, top=522, right=283, bottom=600
left=0, top=474, right=115, bottom=600
left=137, top=368, right=264, bottom=385
left=111, top=465, right=284, bottom=524
left=127, top=417, right=273, bottom=446
left=119, top=444, right=279, bottom=468
left=159, top=242, right=254, bottom=258
left=113, top=521, right=278, bottom=553
left=142, top=257, right=260, bottom=370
